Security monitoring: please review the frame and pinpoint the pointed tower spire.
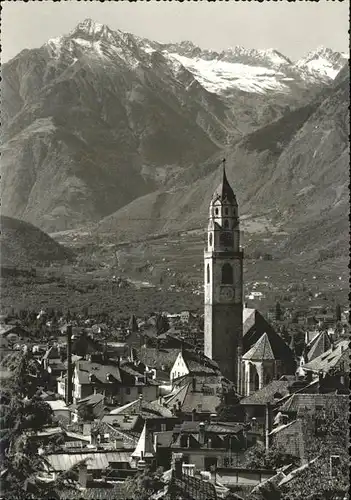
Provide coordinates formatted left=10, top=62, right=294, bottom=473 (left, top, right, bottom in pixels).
left=212, top=159, right=237, bottom=204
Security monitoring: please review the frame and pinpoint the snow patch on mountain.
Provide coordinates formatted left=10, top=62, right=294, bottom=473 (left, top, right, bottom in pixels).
left=167, top=52, right=289, bottom=94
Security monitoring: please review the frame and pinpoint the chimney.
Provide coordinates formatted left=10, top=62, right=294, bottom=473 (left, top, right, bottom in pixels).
left=199, top=422, right=205, bottom=446
left=173, top=453, right=183, bottom=479
left=78, top=463, right=88, bottom=488
left=265, top=403, right=273, bottom=451
left=66, top=324, right=73, bottom=405
left=137, top=459, right=146, bottom=471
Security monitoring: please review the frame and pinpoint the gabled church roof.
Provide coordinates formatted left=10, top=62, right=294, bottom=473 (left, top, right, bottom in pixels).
left=243, top=332, right=276, bottom=361
left=212, top=163, right=237, bottom=204
left=243, top=310, right=295, bottom=370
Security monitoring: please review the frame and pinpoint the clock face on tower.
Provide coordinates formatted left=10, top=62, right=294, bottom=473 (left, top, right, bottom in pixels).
left=219, top=287, right=234, bottom=301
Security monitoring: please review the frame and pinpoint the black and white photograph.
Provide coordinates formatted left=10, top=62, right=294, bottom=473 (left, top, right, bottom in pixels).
left=0, top=1, right=349, bottom=499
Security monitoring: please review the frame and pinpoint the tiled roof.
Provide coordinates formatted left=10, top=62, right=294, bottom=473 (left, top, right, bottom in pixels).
left=242, top=332, right=275, bottom=361
left=152, top=469, right=218, bottom=500
left=58, top=482, right=128, bottom=499
left=110, top=397, right=173, bottom=419
left=95, top=421, right=139, bottom=447
left=176, top=421, right=243, bottom=435
left=182, top=350, right=220, bottom=375
left=154, top=431, right=174, bottom=448
left=138, top=347, right=181, bottom=371
left=306, top=331, right=332, bottom=361
left=75, top=360, right=122, bottom=385
left=0, top=324, right=29, bottom=337
left=279, top=393, right=349, bottom=414
left=46, top=451, right=131, bottom=471
left=78, top=393, right=105, bottom=408
left=163, top=382, right=222, bottom=414
left=240, top=379, right=291, bottom=405
left=302, top=340, right=349, bottom=374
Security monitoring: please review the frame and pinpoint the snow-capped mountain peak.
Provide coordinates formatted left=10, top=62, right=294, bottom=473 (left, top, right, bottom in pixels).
left=296, top=46, right=348, bottom=79
left=44, top=19, right=347, bottom=97
left=70, top=18, right=110, bottom=38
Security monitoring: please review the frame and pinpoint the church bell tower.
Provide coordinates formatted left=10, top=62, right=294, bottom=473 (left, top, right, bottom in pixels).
left=204, top=159, right=243, bottom=387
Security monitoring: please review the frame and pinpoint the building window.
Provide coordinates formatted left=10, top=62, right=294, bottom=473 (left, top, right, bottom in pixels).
left=215, top=207, right=219, bottom=216
left=126, top=387, right=131, bottom=395
left=224, top=219, right=229, bottom=229
left=225, top=207, right=228, bottom=215
left=221, top=263, right=233, bottom=284
left=209, top=233, right=213, bottom=247
left=207, top=264, right=210, bottom=284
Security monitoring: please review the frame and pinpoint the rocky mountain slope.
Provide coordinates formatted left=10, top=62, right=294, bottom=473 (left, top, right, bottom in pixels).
left=1, top=216, right=74, bottom=269
left=2, top=19, right=347, bottom=234
left=97, top=63, right=349, bottom=261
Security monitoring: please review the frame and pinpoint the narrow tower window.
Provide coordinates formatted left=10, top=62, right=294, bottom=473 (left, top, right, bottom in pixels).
left=215, top=208, right=219, bottom=216
left=224, top=207, right=229, bottom=215
left=224, top=219, right=229, bottom=229
left=221, top=263, right=233, bottom=284
left=207, top=264, right=210, bottom=284
left=209, top=233, right=213, bottom=247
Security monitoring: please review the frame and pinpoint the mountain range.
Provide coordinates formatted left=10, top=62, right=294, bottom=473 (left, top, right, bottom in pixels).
left=1, top=19, right=349, bottom=263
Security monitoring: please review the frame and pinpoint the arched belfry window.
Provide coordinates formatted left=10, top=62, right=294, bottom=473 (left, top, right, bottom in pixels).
left=224, top=207, right=229, bottom=215
left=209, top=233, right=213, bottom=247
left=215, top=207, right=219, bottom=216
left=207, top=264, right=210, bottom=284
left=221, top=263, right=233, bottom=284
left=224, top=219, right=229, bottom=229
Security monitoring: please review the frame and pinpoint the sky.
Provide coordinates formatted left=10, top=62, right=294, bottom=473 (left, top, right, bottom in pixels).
left=2, top=1, right=350, bottom=63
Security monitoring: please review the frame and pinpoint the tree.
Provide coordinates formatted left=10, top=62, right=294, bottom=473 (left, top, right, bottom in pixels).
left=243, top=444, right=298, bottom=470
left=0, top=357, right=78, bottom=499
left=124, top=465, right=165, bottom=500
left=216, top=390, right=244, bottom=422
left=275, top=302, right=283, bottom=321
left=155, top=314, right=169, bottom=335
left=281, top=396, right=349, bottom=500
left=9, top=351, right=45, bottom=398
left=129, top=314, right=138, bottom=333
left=335, top=303, right=342, bottom=322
